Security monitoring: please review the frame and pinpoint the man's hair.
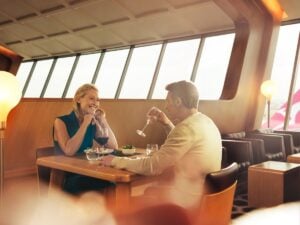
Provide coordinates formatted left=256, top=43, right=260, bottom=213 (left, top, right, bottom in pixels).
left=165, top=80, right=199, bottom=109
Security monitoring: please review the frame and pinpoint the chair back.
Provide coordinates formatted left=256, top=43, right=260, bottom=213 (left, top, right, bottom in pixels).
left=205, top=162, right=239, bottom=193
left=193, top=162, right=238, bottom=225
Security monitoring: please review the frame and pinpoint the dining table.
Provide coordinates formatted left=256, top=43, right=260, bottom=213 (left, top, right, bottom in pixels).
left=36, top=148, right=158, bottom=212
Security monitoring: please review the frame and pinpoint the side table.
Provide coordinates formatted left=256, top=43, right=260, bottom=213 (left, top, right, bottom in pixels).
left=287, top=153, right=300, bottom=163
left=248, top=161, right=300, bottom=207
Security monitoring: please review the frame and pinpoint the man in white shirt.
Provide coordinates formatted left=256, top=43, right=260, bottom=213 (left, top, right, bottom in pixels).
left=102, top=80, right=222, bottom=207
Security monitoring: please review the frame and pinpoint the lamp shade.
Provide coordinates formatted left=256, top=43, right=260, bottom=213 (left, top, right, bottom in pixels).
left=260, top=80, right=276, bottom=100
left=0, top=71, right=22, bottom=128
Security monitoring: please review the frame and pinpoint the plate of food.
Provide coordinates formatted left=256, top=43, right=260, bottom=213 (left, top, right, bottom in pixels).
left=120, top=144, right=136, bottom=155
left=99, top=148, right=114, bottom=155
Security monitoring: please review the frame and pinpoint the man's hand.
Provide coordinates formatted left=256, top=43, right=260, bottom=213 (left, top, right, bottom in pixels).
left=147, top=107, right=173, bottom=127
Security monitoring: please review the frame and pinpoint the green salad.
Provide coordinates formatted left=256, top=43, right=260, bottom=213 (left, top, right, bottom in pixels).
left=122, top=144, right=135, bottom=149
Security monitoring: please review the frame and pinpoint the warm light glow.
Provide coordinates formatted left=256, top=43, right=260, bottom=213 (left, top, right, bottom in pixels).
left=262, top=0, right=287, bottom=21
left=0, top=71, right=22, bottom=128
left=260, top=80, right=276, bottom=100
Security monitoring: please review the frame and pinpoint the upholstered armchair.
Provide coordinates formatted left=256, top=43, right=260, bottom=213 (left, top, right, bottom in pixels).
left=223, top=131, right=286, bottom=162
left=274, top=130, right=300, bottom=154
left=222, top=132, right=267, bottom=164
left=221, top=139, right=253, bottom=195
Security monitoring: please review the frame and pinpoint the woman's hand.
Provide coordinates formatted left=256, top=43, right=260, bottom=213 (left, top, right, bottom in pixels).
left=94, top=108, right=106, bottom=124
left=82, top=107, right=96, bottom=126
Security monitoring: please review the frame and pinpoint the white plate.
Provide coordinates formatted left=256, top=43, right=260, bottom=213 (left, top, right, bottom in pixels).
left=84, top=148, right=114, bottom=155
left=101, top=148, right=114, bottom=154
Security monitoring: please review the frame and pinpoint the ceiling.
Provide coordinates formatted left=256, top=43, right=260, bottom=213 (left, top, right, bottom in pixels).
left=0, top=0, right=299, bottom=60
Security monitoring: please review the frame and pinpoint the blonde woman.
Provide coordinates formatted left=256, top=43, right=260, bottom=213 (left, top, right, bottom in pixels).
left=53, top=83, right=118, bottom=194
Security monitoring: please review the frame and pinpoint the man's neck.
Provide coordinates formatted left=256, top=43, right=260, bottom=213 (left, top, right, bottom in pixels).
left=174, top=108, right=198, bottom=124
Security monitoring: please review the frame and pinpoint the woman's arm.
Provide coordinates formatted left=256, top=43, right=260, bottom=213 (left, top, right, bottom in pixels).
left=53, top=114, right=92, bottom=156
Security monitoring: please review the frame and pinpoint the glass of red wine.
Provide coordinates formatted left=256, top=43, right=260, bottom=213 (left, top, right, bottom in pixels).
left=95, top=127, right=109, bottom=159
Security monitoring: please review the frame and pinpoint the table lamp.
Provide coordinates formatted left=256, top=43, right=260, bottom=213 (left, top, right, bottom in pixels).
left=260, top=80, right=277, bottom=128
left=0, top=71, right=22, bottom=207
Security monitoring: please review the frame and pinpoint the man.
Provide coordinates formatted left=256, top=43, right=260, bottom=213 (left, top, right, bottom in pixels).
left=103, top=80, right=222, bottom=207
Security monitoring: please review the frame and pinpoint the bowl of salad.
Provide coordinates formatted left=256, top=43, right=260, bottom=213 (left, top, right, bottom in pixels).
left=121, top=144, right=136, bottom=155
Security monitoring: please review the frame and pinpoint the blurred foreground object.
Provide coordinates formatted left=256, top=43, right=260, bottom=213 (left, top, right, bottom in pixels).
left=232, top=201, right=300, bottom=225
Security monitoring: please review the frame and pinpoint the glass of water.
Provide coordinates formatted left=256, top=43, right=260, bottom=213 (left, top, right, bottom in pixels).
left=146, top=144, right=158, bottom=156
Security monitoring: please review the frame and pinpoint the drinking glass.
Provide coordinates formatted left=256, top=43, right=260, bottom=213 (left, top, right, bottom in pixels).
left=95, top=127, right=109, bottom=149
left=146, top=144, right=158, bottom=156
left=136, top=118, right=150, bottom=137
left=85, top=148, right=99, bottom=161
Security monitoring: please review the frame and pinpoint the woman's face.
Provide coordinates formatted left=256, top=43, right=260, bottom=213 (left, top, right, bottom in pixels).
left=77, top=89, right=99, bottom=115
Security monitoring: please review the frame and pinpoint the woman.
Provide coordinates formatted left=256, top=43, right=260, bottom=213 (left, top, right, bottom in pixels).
left=53, top=83, right=118, bottom=194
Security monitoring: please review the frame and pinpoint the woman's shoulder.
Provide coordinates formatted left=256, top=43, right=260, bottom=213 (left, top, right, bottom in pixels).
left=57, top=111, right=76, bottom=123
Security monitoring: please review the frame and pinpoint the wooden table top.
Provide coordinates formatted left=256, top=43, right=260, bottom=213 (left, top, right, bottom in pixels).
left=287, top=153, right=300, bottom=163
left=249, top=161, right=300, bottom=172
left=36, top=151, right=145, bottom=183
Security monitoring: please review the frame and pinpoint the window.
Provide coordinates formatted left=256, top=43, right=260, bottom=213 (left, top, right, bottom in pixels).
left=16, top=61, right=34, bottom=93
left=119, top=44, right=162, bottom=99
left=43, top=56, right=76, bottom=98
left=16, top=33, right=236, bottom=100
left=265, top=23, right=300, bottom=129
left=65, top=53, right=101, bottom=98
left=195, top=34, right=235, bottom=100
left=23, top=59, right=53, bottom=97
left=94, top=49, right=129, bottom=98
left=152, top=39, right=200, bottom=99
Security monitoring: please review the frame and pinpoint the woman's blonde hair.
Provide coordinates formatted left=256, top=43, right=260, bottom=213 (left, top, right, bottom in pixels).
left=73, top=83, right=98, bottom=121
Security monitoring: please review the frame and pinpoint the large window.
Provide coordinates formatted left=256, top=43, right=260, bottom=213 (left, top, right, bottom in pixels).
left=265, top=23, right=300, bottom=130
left=195, top=34, right=235, bottom=100
left=16, top=61, right=34, bottom=92
left=16, top=33, right=236, bottom=100
left=65, top=53, right=101, bottom=98
left=94, top=49, right=129, bottom=98
left=23, top=59, right=53, bottom=97
left=152, top=39, right=200, bottom=99
left=119, top=44, right=162, bottom=99
left=43, top=56, right=76, bottom=98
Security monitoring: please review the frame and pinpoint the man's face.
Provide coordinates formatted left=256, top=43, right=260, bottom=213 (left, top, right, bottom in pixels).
left=165, top=92, right=180, bottom=121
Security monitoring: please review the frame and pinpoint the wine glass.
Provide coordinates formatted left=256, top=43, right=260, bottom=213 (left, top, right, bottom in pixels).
left=136, top=118, right=150, bottom=137
left=95, top=127, right=109, bottom=159
left=136, top=107, right=158, bottom=137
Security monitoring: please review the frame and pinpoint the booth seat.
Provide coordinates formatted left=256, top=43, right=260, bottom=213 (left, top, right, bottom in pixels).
left=223, top=131, right=286, bottom=162
left=273, top=130, right=300, bottom=154
left=257, top=128, right=300, bottom=156
left=254, top=128, right=294, bottom=157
